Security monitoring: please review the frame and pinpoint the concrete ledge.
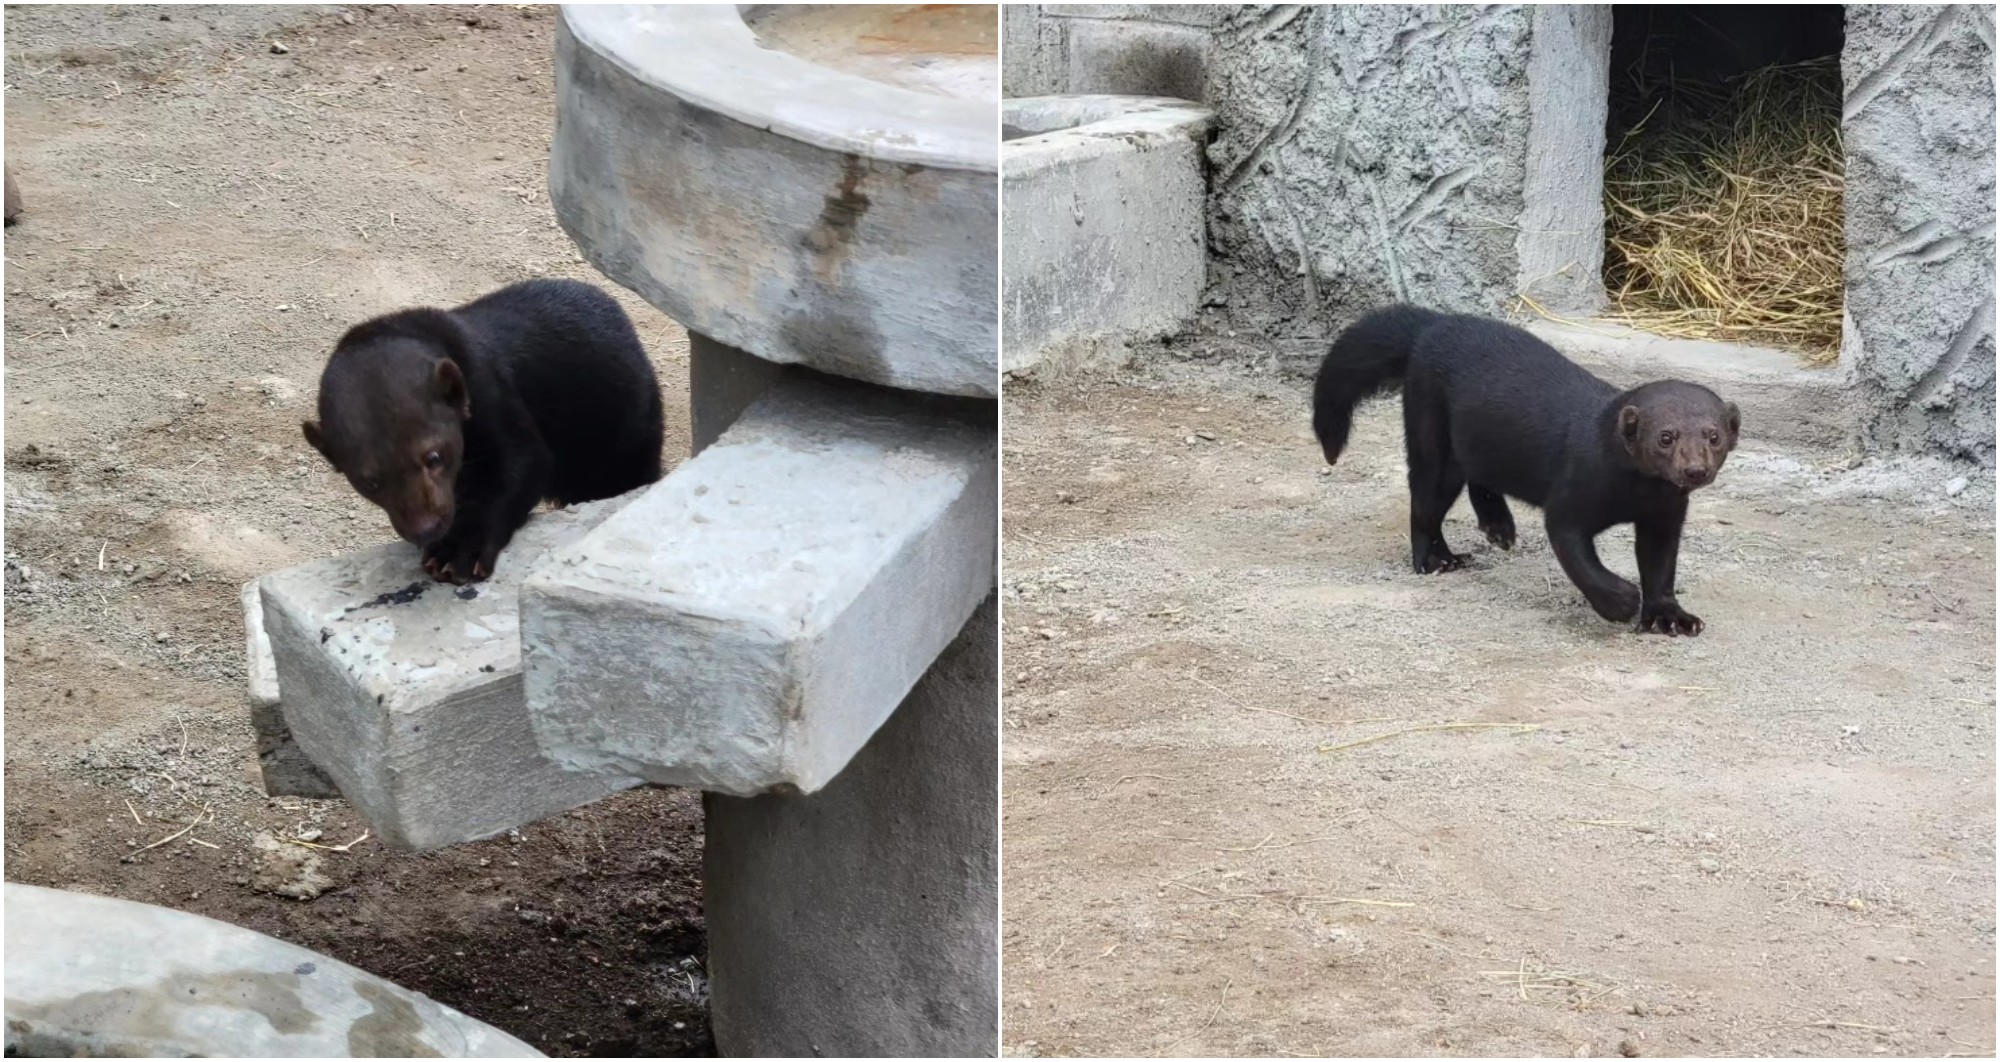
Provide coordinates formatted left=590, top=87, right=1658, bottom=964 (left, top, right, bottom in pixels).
left=552, top=5, right=998, bottom=398
left=242, top=581, right=340, bottom=799
left=1002, top=95, right=1213, bottom=375
left=259, top=500, right=642, bottom=851
left=1524, top=318, right=1859, bottom=451
left=3, top=883, right=541, bottom=1057
left=521, top=373, right=997, bottom=796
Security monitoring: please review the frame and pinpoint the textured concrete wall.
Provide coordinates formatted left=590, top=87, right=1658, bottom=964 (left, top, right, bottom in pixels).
left=1012, top=5, right=1584, bottom=355
left=1842, top=4, right=1996, bottom=462
left=1014, top=3, right=1998, bottom=464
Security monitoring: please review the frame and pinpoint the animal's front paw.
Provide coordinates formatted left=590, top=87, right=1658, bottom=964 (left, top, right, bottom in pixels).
left=1478, top=515, right=1517, bottom=550
left=1415, top=544, right=1469, bottom=574
left=421, top=535, right=501, bottom=584
left=1636, top=600, right=1703, bottom=637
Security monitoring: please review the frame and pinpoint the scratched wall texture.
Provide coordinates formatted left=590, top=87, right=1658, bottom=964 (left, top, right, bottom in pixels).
left=1004, top=3, right=1997, bottom=462
left=1841, top=4, right=1996, bottom=462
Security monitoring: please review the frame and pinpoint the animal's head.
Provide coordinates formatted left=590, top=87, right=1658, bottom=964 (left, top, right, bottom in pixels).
left=302, top=324, right=471, bottom=546
left=1616, top=381, right=1740, bottom=492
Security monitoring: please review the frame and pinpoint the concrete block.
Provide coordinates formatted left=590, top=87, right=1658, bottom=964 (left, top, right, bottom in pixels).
left=705, top=597, right=998, bottom=1057
left=521, top=373, right=997, bottom=797
left=1003, top=96, right=1213, bottom=373
left=258, top=500, right=642, bottom=851
left=1064, top=18, right=1209, bottom=102
left=241, top=581, right=341, bottom=800
left=4, top=883, right=541, bottom=1057
left=551, top=5, right=998, bottom=398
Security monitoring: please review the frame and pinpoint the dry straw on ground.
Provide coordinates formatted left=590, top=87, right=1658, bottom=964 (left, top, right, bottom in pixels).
left=1603, top=58, right=1844, bottom=363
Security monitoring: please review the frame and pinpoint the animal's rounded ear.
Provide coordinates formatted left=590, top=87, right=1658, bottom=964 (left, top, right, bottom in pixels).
left=434, top=358, right=471, bottom=420
left=1617, top=405, right=1643, bottom=454
left=301, top=421, right=332, bottom=464
left=1722, top=402, right=1742, bottom=449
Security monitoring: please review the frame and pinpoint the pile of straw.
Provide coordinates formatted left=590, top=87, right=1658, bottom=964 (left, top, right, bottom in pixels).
left=1602, top=58, right=1845, bottom=363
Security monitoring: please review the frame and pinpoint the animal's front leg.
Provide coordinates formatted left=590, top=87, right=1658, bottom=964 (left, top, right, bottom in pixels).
left=1546, top=516, right=1640, bottom=623
left=1634, top=505, right=1701, bottom=636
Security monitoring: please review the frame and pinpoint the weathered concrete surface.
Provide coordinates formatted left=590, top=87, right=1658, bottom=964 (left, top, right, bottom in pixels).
left=1003, top=5, right=1225, bottom=99
left=1526, top=320, right=1858, bottom=451
left=3, top=883, right=541, bottom=1057
left=259, top=500, right=641, bottom=851
left=1003, top=95, right=1213, bottom=375
left=1202, top=5, right=1547, bottom=339
left=521, top=372, right=997, bottom=797
left=241, top=581, right=341, bottom=799
left=1516, top=5, right=1611, bottom=315
left=705, top=597, right=998, bottom=1057
left=550, top=5, right=998, bottom=398
left=688, top=331, right=786, bottom=455
left=1842, top=4, right=1996, bottom=462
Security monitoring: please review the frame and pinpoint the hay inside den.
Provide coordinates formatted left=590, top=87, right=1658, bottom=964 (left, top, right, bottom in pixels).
left=1602, top=56, right=1845, bottom=363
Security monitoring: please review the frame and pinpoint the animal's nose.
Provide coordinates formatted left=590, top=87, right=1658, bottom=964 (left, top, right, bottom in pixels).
left=1683, top=466, right=1710, bottom=485
left=405, top=513, right=446, bottom=543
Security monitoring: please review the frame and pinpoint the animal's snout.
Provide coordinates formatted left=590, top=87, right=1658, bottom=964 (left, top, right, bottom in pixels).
left=401, top=511, right=448, bottom=544
left=1681, top=466, right=1711, bottom=486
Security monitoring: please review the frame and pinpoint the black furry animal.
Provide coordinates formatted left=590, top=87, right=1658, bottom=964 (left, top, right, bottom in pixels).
left=303, top=279, right=665, bottom=584
left=1312, top=306, right=1740, bottom=635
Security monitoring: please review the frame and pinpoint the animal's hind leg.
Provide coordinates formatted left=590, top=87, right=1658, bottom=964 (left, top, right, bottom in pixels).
left=1468, top=485, right=1516, bottom=550
left=1409, top=460, right=1469, bottom=573
left=1404, top=395, right=1468, bottom=574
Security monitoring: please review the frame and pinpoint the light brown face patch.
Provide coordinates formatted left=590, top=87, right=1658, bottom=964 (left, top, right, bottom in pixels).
left=1617, top=381, right=1740, bottom=491
left=306, top=336, right=470, bottom=545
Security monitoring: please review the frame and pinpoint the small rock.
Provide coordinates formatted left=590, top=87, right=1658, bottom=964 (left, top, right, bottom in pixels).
left=154, top=632, right=170, bottom=643
left=269, top=40, right=290, bottom=54
left=295, top=827, right=322, bottom=842
left=1194, top=430, right=1216, bottom=441
left=1698, top=857, right=1721, bottom=874
left=1619, top=1039, right=1642, bottom=1058
left=250, top=832, right=332, bottom=900
left=1945, top=476, right=1968, bottom=497
left=340, top=11, right=356, bottom=24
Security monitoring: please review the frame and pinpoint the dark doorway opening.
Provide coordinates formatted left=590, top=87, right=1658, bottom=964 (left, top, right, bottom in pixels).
left=1604, top=7, right=1847, bottom=362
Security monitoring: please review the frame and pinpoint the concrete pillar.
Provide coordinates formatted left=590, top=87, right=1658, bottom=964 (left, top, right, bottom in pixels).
left=675, top=335, right=999, bottom=1056
left=704, top=597, right=998, bottom=1057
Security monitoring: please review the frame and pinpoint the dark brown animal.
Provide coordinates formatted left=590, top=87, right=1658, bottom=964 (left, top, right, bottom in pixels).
left=1313, top=306, right=1740, bottom=635
left=304, top=279, right=665, bottom=583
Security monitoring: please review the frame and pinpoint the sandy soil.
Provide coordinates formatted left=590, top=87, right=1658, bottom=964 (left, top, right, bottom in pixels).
left=4, top=6, right=710, bottom=1054
left=999, top=353, right=1996, bottom=1058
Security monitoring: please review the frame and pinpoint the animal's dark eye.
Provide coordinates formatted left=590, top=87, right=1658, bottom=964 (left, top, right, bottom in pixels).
left=1705, top=430, right=1719, bottom=444
left=359, top=478, right=380, bottom=494
left=424, top=450, right=443, bottom=470
left=1657, top=431, right=1675, bottom=447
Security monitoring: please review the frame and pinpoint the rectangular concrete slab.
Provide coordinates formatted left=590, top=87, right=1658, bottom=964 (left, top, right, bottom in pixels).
left=241, top=581, right=340, bottom=800
left=259, top=499, right=642, bottom=851
left=521, top=373, right=997, bottom=797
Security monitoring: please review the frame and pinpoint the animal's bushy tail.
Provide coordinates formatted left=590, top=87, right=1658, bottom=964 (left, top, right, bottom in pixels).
left=1311, top=305, right=1441, bottom=464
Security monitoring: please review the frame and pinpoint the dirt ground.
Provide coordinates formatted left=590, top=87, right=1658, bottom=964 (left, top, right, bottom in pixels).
left=1000, top=352, right=1996, bottom=1058
left=3, top=6, right=711, bottom=1054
